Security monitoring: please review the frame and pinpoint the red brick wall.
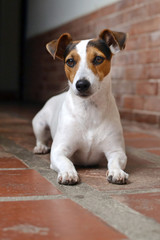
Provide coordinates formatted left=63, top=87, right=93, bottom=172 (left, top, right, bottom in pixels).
left=24, top=0, right=160, bottom=126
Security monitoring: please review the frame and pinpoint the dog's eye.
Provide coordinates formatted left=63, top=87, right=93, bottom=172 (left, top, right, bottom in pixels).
left=66, top=58, right=76, bottom=68
left=93, top=56, right=104, bottom=65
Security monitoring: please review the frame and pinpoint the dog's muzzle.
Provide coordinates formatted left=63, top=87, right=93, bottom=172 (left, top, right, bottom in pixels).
left=76, top=79, right=91, bottom=96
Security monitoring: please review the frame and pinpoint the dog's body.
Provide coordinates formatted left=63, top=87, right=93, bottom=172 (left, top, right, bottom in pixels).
left=32, top=29, right=129, bottom=185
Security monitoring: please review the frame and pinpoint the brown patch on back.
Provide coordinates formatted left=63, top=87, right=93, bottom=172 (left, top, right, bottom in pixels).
left=64, top=49, right=81, bottom=83
left=86, top=46, right=111, bottom=81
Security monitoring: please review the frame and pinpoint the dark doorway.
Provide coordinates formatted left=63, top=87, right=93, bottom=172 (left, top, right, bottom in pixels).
left=0, top=0, right=27, bottom=101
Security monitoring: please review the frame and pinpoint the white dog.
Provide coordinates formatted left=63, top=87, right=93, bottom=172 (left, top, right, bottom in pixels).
left=32, top=29, right=129, bottom=185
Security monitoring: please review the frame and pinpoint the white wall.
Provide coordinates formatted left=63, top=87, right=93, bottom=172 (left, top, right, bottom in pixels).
left=27, top=0, right=120, bottom=38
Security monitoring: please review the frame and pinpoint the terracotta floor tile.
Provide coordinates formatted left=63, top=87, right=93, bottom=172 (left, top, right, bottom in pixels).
left=8, top=134, right=35, bottom=152
left=78, top=154, right=160, bottom=191
left=124, top=131, right=155, bottom=139
left=147, top=149, right=160, bottom=156
left=125, top=138, right=160, bottom=149
left=0, top=169, right=61, bottom=197
left=0, top=199, right=127, bottom=240
left=0, top=145, right=5, bottom=151
left=0, top=116, right=29, bottom=124
left=112, top=192, right=160, bottom=223
left=0, top=157, right=28, bottom=168
left=0, top=123, right=32, bottom=134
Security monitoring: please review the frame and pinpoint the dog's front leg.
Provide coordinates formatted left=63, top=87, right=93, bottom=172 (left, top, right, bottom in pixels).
left=50, top=145, right=79, bottom=185
left=105, top=151, right=129, bottom=184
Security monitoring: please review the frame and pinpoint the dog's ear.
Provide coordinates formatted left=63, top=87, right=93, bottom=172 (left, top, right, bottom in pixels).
left=99, top=29, right=127, bottom=54
left=46, top=33, right=72, bottom=60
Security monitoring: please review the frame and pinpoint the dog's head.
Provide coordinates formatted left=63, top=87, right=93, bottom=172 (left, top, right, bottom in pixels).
left=46, top=29, right=127, bottom=97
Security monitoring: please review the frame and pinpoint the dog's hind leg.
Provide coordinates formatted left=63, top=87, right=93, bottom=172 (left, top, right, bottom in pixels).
left=32, top=113, right=51, bottom=154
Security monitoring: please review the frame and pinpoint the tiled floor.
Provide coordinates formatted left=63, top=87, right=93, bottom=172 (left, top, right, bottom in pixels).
left=0, top=103, right=160, bottom=240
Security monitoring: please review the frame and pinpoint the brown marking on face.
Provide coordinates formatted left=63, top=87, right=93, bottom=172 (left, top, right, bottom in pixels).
left=64, top=40, right=80, bottom=60
left=64, top=49, right=81, bottom=83
left=86, top=45, right=112, bottom=81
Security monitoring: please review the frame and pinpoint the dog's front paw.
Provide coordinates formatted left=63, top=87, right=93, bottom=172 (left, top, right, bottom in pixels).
left=33, top=144, right=50, bottom=154
left=58, top=171, right=79, bottom=185
left=106, top=169, right=129, bottom=184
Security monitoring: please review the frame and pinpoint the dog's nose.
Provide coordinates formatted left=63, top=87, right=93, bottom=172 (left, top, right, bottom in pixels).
left=76, top=79, right=90, bottom=93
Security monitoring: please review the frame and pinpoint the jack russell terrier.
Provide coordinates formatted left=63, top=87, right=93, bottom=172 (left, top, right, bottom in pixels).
left=32, top=29, right=129, bottom=185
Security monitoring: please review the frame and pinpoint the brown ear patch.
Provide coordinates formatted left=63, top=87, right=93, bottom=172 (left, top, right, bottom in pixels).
left=99, top=29, right=127, bottom=53
left=46, top=33, right=72, bottom=60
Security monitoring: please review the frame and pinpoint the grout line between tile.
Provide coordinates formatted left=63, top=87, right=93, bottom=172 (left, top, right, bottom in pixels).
left=0, top=195, right=66, bottom=202
left=0, top=168, right=29, bottom=171
left=126, top=146, right=160, bottom=165
left=101, top=188, right=160, bottom=195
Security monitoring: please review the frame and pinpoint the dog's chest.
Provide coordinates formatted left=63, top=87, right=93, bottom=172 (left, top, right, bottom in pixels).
left=63, top=94, right=110, bottom=165
left=73, top=120, right=106, bottom=165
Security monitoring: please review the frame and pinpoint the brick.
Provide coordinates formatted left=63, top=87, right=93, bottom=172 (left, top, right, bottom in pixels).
left=114, top=48, right=160, bottom=66
left=112, top=80, right=136, bottom=95
left=118, top=64, right=160, bottom=81
left=116, top=0, right=149, bottom=12
left=144, top=96, right=160, bottom=112
left=123, top=96, right=144, bottom=110
left=133, top=111, right=159, bottom=124
left=139, top=49, right=160, bottom=64
left=126, top=31, right=160, bottom=51
left=125, top=65, right=147, bottom=81
left=120, top=110, right=134, bottom=121
left=148, top=0, right=160, bottom=16
left=115, top=95, right=124, bottom=108
left=158, top=82, right=160, bottom=95
left=149, top=30, right=160, bottom=48
left=111, top=66, right=125, bottom=80
left=122, top=4, right=148, bottom=26
left=120, top=109, right=160, bottom=125
left=129, top=16, right=160, bottom=35
left=136, top=82, right=158, bottom=96
left=148, top=64, right=160, bottom=79
left=126, top=34, right=149, bottom=51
